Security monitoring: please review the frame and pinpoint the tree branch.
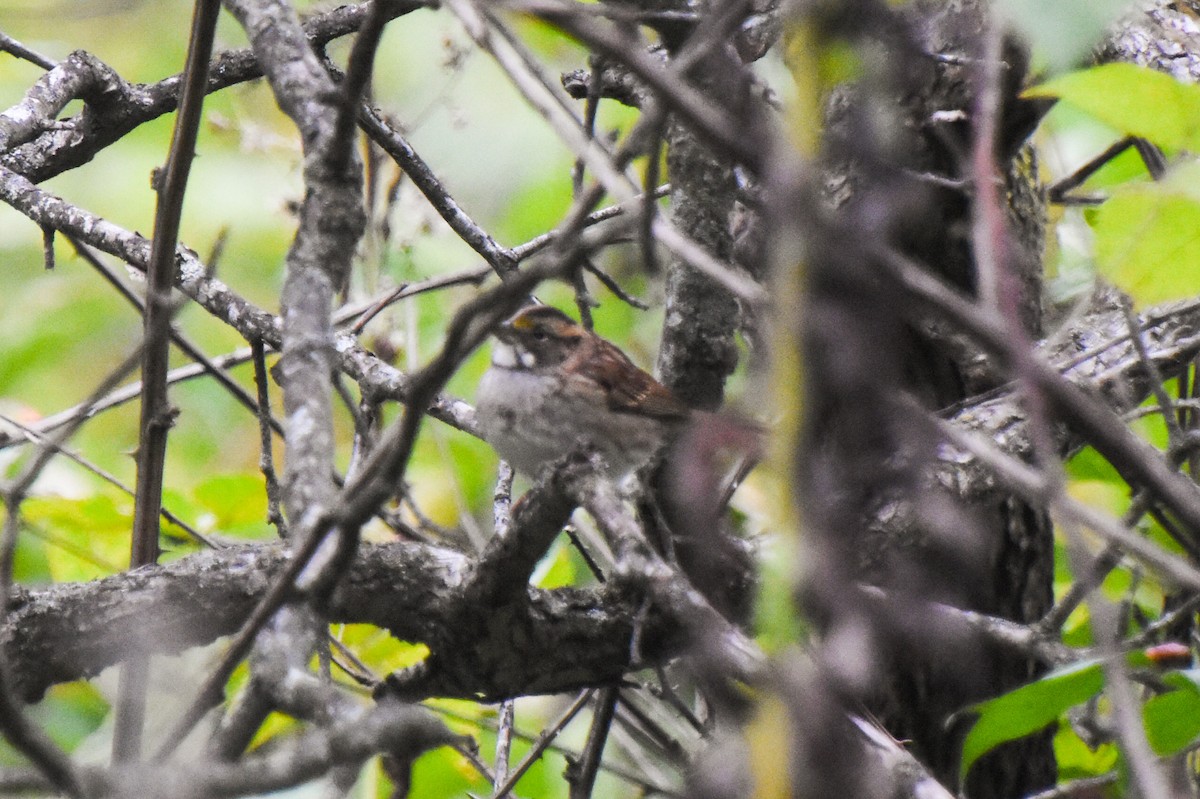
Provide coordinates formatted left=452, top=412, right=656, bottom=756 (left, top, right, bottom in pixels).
left=0, top=542, right=676, bottom=704
left=0, top=2, right=430, bottom=181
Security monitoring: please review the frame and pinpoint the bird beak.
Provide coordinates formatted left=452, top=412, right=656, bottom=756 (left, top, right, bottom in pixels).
left=493, top=317, right=518, bottom=344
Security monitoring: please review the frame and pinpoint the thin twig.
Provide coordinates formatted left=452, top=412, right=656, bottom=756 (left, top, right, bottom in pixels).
left=0, top=347, right=145, bottom=796
left=572, top=262, right=597, bottom=329
left=924, top=397, right=1200, bottom=591
left=509, top=185, right=669, bottom=262
left=344, top=264, right=492, bottom=333
left=115, top=0, right=222, bottom=761
left=568, top=686, right=619, bottom=799
left=358, top=104, right=518, bottom=276
left=1122, top=296, right=1183, bottom=446
left=1094, top=599, right=1171, bottom=799
left=492, top=700, right=516, bottom=799
left=0, top=413, right=221, bottom=550
left=648, top=669, right=707, bottom=734
left=330, top=0, right=396, bottom=176
left=252, top=338, right=287, bottom=538
left=446, top=0, right=767, bottom=305
left=1127, top=592, right=1200, bottom=648
left=612, top=692, right=687, bottom=765
left=0, top=348, right=261, bottom=451
left=581, top=260, right=649, bottom=310
left=640, top=113, right=666, bottom=276
left=572, top=51, right=604, bottom=196
left=0, top=31, right=57, bottom=70
left=1125, top=397, right=1200, bottom=421
left=1038, top=542, right=1122, bottom=634
left=564, top=524, right=607, bottom=582
left=969, top=18, right=1005, bottom=313
left=515, top=0, right=760, bottom=170
left=488, top=690, right=595, bottom=798
left=1025, top=773, right=1119, bottom=799
left=40, top=226, right=54, bottom=270
left=68, top=236, right=284, bottom=439
left=880, top=246, right=1200, bottom=550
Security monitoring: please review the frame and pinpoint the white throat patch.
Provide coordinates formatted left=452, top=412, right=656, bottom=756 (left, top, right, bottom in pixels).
left=492, top=342, right=535, bottom=369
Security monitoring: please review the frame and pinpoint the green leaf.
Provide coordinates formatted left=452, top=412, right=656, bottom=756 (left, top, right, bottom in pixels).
left=1054, top=722, right=1118, bottom=782
left=32, top=683, right=108, bottom=753
left=532, top=538, right=576, bottom=589
left=961, top=660, right=1104, bottom=781
left=1027, top=64, right=1200, bottom=150
left=22, top=495, right=131, bottom=582
left=1144, top=689, right=1200, bottom=756
left=1159, top=667, right=1200, bottom=692
left=193, top=473, right=269, bottom=538
left=333, top=624, right=429, bottom=675
left=405, top=742, right=497, bottom=799
left=754, top=535, right=806, bottom=653
left=1066, top=445, right=1123, bottom=484
left=1091, top=171, right=1200, bottom=306
left=1144, top=670, right=1200, bottom=756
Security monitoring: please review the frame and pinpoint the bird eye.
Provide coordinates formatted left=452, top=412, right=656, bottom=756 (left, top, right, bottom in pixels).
left=531, top=328, right=548, bottom=341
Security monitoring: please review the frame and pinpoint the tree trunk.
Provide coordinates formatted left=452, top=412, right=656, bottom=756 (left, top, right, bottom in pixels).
left=798, top=1, right=1056, bottom=795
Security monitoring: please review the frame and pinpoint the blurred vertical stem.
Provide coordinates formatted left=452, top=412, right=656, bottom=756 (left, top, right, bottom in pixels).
left=113, top=0, right=221, bottom=763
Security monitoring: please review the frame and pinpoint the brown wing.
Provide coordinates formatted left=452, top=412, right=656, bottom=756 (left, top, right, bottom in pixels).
left=574, top=337, right=691, bottom=420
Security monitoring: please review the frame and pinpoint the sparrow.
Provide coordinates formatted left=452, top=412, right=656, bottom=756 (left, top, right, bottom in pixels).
left=475, top=305, right=691, bottom=478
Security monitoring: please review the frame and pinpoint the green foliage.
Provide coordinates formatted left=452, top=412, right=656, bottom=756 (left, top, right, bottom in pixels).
left=1143, top=670, right=1200, bottom=756
left=21, top=495, right=132, bottom=582
left=404, top=746, right=493, bottom=798
left=493, top=171, right=575, bottom=246
left=1029, top=65, right=1200, bottom=305
left=960, top=659, right=1105, bottom=782
left=1054, top=722, right=1118, bottom=783
left=1090, top=166, right=1200, bottom=306
left=815, top=39, right=864, bottom=88
left=192, top=473, right=271, bottom=539
left=1028, top=64, right=1200, bottom=151
left=0, top=276, right=138, bottom=407
left=0, top=684, right=108, bottom=765
left=754, top=534, right=805, bottom=653
left=333, top=625, right=430, bottom=675
left=532, top=538, right=578, bottom=589
left=961, top=648, right=1183, bottom=784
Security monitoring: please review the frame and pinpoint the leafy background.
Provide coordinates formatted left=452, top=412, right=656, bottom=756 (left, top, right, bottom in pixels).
left=5, top=0, right=1200, bottom=795
left=0, top=3, right=682, bottom=795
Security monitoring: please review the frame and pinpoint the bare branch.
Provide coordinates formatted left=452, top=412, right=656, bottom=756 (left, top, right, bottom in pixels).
left=0, top=2, right=430, bottom=181
left=98, top=703, right=460, bottom=799
left=115, top=0, right=222, bottom=760
left=2, top=542, right=675, bottom=703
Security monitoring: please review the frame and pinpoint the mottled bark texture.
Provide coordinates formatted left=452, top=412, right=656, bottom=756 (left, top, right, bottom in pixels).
left=0, top=541, right=682, bottom=705
left=223, top=0, right=366, bottom=541
left=1100, top=0, right=1200, bottom=81
left=601, top=0, right=767, bottom=627
left=801, top=1, right=1054, bottom=796
left=653, top=4, right=760, bottom=412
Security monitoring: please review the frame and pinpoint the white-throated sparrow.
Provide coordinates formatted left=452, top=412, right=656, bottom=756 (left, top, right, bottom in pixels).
left=475, top=305, right=691, bottom=478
